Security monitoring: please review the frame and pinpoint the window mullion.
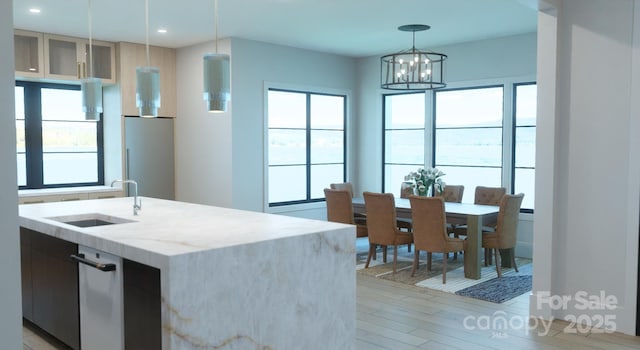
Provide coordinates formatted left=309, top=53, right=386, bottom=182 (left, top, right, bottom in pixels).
left=23, top=83, right=44, bottom=188
left=306, top=93, right=311, bottom=201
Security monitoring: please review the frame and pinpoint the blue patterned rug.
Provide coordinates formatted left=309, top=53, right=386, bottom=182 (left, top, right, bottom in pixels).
left=455, top=274, right=532, bottom=303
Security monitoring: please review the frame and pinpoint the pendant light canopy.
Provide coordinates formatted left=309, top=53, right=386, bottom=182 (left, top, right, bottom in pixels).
left=81, top=0, right=103, bottom=120
left=136, top=0, right=161, bottom=117
left=380, top=24, right=447, bottom=90
left=203, top=0, right=230, bottom=113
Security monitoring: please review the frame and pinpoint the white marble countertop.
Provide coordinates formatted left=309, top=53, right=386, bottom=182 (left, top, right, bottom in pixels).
left=18, top=197, right=351, bottom=268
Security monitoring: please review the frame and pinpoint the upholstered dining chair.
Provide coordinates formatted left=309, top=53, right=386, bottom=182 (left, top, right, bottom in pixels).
left=363, top=192, right=413, bottom=274
left=396, top=182, right=414, bottom=230
left=435, top=184, right=464, bottom=259
left=409, top=196, right=465, bottom=284
left=474, top=186, right=507, bottom=206
left=482, top=193, right=524, bottom=278
left=330, top=182, right=366, bottom=222
left=324, top=188, right=367, bottom=238
left=452, top=185, right=506, bottom=238
left=330, top=182, right=355, bottom=197
left=436, top=185, right=464, bottom=203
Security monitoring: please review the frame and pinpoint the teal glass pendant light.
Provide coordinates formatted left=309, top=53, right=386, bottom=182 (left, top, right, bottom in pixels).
left=81, top=0, right=103, bottom=120
left=136, top=0, right=161, bottom=117
left=203, top=0, right=230, bottom=113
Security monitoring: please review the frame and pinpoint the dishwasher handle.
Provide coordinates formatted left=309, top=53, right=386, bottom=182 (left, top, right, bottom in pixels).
left=70, top=253, right=117, bottom=272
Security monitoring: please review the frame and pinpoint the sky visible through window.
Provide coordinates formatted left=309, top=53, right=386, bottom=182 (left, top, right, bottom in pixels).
left=16, top=84, right=99, bottom=187
left=385, top=84, right=536, bottom=209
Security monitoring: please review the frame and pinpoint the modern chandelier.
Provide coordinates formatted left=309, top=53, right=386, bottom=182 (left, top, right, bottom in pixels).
left=380, top=24, right=447, bottom=90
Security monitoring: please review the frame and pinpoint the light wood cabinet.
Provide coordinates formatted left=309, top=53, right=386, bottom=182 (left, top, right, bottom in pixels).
left=14, top=30, right=44, bottom=79
left=44, top=33, right=116, bottom=84
left=19, top=190, right=122, bottom=204
left=118, top=42, right=176, bottom=117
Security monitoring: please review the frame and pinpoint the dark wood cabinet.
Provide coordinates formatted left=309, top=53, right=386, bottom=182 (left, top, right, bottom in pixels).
left=20, top=227, right=163, bottom=350
left=21, top=227, right=80, bottom=350
left=20, top=228, right=33, bottom=321
left=123, top=259, right=161, bottom=349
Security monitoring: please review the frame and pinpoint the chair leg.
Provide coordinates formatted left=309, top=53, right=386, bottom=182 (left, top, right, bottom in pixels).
left=411, top=249, right=420, bottom=277
left=393, top=245, right=398, bottom=274
left=495, top=248, right=502, bottom=278
left=382, top=246, right=387, bottom=263
left=512, top=252, right=518, bottom=272
left=484, top=248, right=493, bottom=266
left=408, top=243, right=411, bottom=253
left=365, top=244, right=375, bottom=268
left=426, top=252, right=432, bottom=271
left=442, top=254, right=448, bottom=284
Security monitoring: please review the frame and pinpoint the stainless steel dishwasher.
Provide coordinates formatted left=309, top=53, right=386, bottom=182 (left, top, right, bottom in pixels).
left=72, top=246, right=124, bottom=350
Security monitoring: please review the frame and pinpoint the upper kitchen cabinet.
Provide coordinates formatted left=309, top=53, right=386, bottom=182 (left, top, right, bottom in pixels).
left=14, top=30, right=44, bottom=79
left=44, top=34, right=116, bottom=84
left=118, top=42, right=176, bottom=117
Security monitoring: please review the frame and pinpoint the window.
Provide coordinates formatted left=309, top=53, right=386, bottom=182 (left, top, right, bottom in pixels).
left=16, top=86, right=26, bottom=187
left=434, top=86, right=504, bottom=203
left=383, top=92, right=425, bottom=197
left=513, top=83, right=537, bottom=211
left=267, top=89, right=346, bottom=206
left=16, top=81, right=104, bottom=189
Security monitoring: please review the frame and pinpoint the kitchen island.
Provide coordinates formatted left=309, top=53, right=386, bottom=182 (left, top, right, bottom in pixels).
left=19, top=197, right=355, bottom=349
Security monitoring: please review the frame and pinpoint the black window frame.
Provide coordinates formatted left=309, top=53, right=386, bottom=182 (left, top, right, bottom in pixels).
left=16, top=81, right=105, bottom=190
left=381, top=91, right=426, bottom=193
left=432, top=84, right=505, bottom=176
left=512, top=81, right=537, bottom=213
left=267, top=88, right=347, bottom=207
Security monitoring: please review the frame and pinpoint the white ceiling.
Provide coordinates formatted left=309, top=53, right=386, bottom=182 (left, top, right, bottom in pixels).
left=13, top=0, right=539, bottom=58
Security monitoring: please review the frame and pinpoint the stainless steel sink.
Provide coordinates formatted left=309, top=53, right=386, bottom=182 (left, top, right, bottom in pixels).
left=64, top=219, right=118, bottom=228
left=47, top=213, right=135, bottom=228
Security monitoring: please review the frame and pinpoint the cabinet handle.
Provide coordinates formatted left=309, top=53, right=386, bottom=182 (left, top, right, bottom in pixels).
left=70, top=253, right=116, bottom=272
left=77, top=62, right=81, bottom=79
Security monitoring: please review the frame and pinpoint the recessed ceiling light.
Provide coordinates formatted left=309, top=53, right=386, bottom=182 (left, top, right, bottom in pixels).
left=29, top=8, right=41, bottom=14
left=157, top=29, right=167, bottom=34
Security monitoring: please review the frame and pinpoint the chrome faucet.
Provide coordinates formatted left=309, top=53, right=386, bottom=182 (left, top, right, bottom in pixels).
left=111, top=179, right=142, bottom=215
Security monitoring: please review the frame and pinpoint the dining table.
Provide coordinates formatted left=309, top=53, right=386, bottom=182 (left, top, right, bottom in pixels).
left=352, top=197, right=500, bottom=279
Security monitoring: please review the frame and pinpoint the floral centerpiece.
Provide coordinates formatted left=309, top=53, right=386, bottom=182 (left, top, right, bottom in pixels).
left=404, top=167, right=446, bottom=196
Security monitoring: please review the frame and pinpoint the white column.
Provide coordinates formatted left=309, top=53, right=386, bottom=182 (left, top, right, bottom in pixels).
left=0, top=1, right=23, bottom=348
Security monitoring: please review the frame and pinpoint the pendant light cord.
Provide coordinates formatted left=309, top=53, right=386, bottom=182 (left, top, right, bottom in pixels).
left=145, top=0, right=150, bottom=66
left=214, top=0, right=219, bottom=53
left=88, top=0, right=93, bottom=77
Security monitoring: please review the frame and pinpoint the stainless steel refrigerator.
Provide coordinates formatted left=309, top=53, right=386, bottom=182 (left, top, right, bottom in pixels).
left=123, top=116, right=175, bottom=200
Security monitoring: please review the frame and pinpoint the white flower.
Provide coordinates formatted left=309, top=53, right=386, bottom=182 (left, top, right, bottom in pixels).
left=404, top=166, right=446, bottom=195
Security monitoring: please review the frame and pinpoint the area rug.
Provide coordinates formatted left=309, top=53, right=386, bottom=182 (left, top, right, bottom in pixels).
left=356, top=243, right=532, bottom=303
left=455, top=275, right=532, bottom=303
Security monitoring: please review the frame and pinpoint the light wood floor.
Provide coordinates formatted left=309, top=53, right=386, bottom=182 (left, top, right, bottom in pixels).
left=356, top=273, right=640, bottom=349
left=24, top=265, right=640, bottom=350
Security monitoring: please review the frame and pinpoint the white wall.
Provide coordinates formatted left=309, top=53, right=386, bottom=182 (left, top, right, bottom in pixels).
left=175, top=39, right=233, bottom=207
left=176, top=38, right=357, bottom=215
left=0, top=1, right=23, bottom=347
left=230, top=38, right=357, bottom=213
left=532, top=0, right=639, bottom=335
